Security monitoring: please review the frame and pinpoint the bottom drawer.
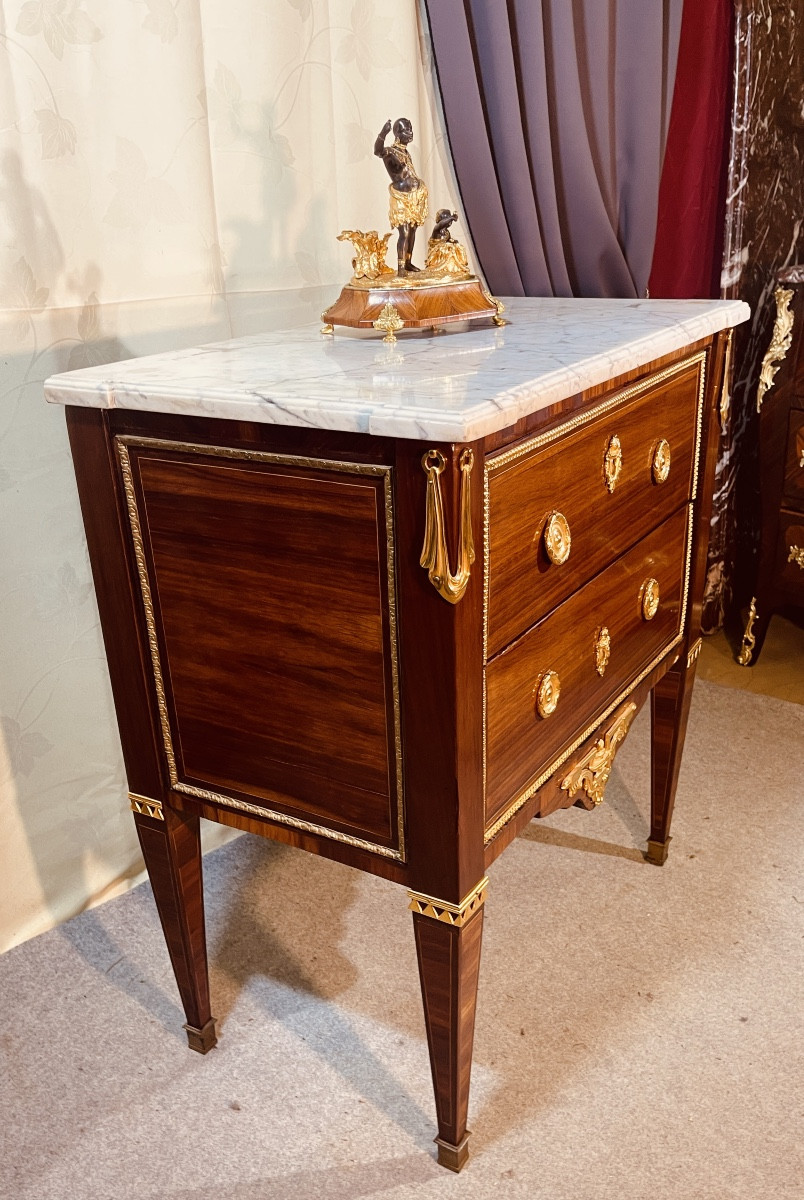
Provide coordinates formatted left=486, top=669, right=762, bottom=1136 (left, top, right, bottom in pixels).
left=485, top=505, right=690, bottom=834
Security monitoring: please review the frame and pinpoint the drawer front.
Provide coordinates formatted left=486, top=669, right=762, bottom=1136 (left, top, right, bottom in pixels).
left=778, top=509, right=804, bottom=593
left=484, top=504, right=690, bottom=836
left=784, top=409, right=804, bottom=505
left=485, top=354, right=704, bottom=657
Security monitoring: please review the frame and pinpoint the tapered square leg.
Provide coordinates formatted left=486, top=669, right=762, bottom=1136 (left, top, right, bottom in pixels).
left=134, top=804, right=217, bottom=1051
left=648, top=650, right=698, bottom=865
left=410, top=881, right=486, bottom=1172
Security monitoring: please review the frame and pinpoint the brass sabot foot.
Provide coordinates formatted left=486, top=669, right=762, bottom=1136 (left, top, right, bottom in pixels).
left=184, top=1017, right=218, bottom=1054
left=645, top=837, right=671, bottom=867
left=435, top=1132, right=470, bottom=1172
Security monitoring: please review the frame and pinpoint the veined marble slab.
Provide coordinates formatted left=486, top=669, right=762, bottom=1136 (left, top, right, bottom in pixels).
left=45, top=297, right=749, bottom=441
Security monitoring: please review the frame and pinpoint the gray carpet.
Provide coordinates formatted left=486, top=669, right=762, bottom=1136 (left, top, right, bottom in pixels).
left=2, top=679, right=803, bottom=1200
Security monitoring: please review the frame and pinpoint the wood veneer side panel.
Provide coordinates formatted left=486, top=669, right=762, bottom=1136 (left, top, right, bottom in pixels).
left=131, top=450, right=397, bottom=845
left=97, top=410, right=412, bottom=880
left=394, top=439, right=486, bottom=904
left=65, top=407, right=166, bottom=801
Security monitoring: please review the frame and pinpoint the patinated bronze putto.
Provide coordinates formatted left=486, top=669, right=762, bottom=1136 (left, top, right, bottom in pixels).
left=321, top=117, right=504, bottom=340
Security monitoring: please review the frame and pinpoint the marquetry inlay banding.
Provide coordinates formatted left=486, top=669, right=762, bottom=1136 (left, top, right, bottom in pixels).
left=408, top=877, right=489, bottom=927
left=129, top=793, right=165, bottom=821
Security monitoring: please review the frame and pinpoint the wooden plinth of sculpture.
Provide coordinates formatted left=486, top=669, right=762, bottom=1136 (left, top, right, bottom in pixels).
left=321, top=117, right=504, bottom=342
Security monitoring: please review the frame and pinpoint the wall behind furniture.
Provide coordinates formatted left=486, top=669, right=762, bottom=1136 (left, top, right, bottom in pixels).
left=0, top=0, right=460, bottom=952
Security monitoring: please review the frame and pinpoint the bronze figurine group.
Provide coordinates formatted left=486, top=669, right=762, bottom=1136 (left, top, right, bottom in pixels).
left=373, top=117, right=470, bottom=278
left=321, top=117, right=503, bottom=340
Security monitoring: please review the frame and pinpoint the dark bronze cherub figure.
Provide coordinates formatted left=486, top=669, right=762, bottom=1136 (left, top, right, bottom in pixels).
left=425, top=208, right=469, bottom=276
left=430, top=208, right=459, bottom=241
left=374, top=117, right=429, bottom=275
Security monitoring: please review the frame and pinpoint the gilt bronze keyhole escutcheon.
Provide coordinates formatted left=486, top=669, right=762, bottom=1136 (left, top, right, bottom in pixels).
left=594, top=626, right=611, bottom=676
left=604, top=435, right=622, bottom=493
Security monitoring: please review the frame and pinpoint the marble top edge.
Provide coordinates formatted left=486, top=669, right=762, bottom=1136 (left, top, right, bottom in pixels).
left=44, top=297, right=750, bottom=442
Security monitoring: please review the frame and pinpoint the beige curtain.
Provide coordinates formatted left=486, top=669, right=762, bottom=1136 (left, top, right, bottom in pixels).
left=0, top=0, right=460, bottom=953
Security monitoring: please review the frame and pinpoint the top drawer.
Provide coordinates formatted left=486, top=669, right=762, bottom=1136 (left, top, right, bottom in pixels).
left=485, top=354, right=705, bottom=657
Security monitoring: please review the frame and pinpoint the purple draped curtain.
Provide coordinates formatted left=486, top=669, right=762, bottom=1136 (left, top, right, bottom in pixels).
left=422, top=0, right=684, bottom=298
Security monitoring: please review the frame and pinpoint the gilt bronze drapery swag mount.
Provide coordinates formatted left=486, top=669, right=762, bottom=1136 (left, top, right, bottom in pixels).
left=321, top=117, right=504, bottom=342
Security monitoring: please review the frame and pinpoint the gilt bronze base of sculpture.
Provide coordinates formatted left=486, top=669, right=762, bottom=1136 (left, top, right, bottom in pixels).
left=321, top=269, right=504, bottom=343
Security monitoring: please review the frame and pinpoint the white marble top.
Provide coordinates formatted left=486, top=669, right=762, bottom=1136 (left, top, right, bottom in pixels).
left=45, top=297, right=749, bottom=441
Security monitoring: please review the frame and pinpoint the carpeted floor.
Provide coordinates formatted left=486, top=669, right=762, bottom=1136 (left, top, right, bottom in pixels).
left=2, top=679, right=803, bottom=1200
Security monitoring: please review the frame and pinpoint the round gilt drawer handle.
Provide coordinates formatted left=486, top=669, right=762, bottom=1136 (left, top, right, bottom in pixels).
left=594, top=626, right=611, bottom=676
left=543, top=511, right=571, bottom=564
left=604, top=435, right=622, bottom=493
left=652, top=439, right=671, bottom=484
left=534, top=669, right=561, bottom=719
left=640, top=577, right=660, bottom=621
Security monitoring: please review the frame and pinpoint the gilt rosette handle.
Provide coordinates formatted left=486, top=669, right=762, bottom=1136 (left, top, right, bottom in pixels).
left=420, top=448, right=475, bottom=604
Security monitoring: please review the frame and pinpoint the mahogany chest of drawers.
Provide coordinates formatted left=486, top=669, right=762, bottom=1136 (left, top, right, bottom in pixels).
left=47, top=298, right=746, bottom=1171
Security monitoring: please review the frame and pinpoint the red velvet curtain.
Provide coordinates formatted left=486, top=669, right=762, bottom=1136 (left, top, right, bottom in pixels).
left=648, top=0, right=733, bottom=298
